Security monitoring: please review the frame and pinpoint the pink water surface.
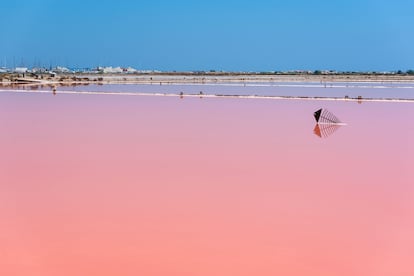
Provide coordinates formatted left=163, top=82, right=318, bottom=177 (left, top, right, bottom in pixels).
left=1, top=91, right=413, bottom=276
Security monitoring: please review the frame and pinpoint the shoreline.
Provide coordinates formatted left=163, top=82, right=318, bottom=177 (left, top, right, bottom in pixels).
left=2, top=73, right=414, bottom=86
left=2, top=88, right=414, bottom=103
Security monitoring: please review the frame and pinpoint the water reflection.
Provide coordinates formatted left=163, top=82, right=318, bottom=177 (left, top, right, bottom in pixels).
left=313, top=123, right=342, bottom=138
left=2, top=82, right=414, bottom=100
left=0, top=82, right=88, bottom=91
left=0, top=91, right=413, bottom=276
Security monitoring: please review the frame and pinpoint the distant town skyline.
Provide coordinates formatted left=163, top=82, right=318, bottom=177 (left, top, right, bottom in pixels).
left=2, top=0, right=413, bottom=72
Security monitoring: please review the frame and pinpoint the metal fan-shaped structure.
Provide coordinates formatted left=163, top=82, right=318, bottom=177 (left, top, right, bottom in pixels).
left=314, top=108, right=343, bottom=125
left=313, top=108, right=345, bottom=138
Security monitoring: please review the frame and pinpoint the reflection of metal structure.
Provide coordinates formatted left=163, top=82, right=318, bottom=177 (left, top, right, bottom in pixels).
left=313, top=123, right=342, bottom=138
left=313, top=108, right=345, bottom=138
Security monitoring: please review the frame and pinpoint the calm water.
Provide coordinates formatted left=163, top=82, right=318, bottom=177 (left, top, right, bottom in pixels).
left=2, top=82, right=414, bottom=99
left=1, top=85, right=413, bottom=276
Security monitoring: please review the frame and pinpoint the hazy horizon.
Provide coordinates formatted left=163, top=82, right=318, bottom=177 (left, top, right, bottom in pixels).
left=2, top=61, right=414, bottom=73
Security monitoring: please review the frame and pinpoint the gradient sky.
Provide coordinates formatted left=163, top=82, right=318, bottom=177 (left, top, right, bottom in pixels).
left=1, top=0, right=413, bottom=71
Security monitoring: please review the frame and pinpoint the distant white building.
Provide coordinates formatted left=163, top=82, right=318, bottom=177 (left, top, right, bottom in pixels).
left=54, top=66, right=72, bottom=73
left=123, top=67, right=138, bottom=73
left=137, top=70, right=161, bottom=74
left=31, top=67, right=48, bottom=73
left=99, top=66, right=124, bottom=74
left=15, top=67, right=28, bottom=73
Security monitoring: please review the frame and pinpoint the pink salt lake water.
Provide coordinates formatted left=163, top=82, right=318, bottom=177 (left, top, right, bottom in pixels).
left=0, top=84, right=413, bottom=276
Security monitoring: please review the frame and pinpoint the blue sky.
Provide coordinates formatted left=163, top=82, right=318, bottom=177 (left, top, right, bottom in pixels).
left=1, top=0, right=413, bottom=71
